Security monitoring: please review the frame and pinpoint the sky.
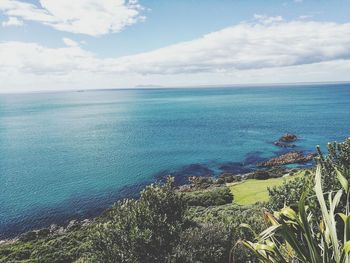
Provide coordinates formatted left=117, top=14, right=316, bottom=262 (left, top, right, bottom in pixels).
left=1, top=0, right=350, bottom=92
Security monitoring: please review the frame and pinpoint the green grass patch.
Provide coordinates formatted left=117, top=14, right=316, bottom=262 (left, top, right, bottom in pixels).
left=229, top=171, right=307, bottom=205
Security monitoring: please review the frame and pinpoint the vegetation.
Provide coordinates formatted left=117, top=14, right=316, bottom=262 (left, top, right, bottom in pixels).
left=0, top=226, right=91, bottom=262
left=183, top=186, right=233, bottom=207
left=89, top=177, right=187, bottom=263
left=239, top=138, right=350, bottom=262
left=268, top=173, right=313, bottom=211
left=0, top=138, right=349, bottom=263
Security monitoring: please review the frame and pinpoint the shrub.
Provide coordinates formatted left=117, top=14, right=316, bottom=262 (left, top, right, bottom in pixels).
left=173, top=223, right=233, bottom=263
left=253, top=170, right=270, bottom=180
left=183, top=186, right=233, bottom=207
left=218, top=173, right=242, bottom=183
left=268, top=175, right=313, bottom=211
left=19, top=231, right=37, bottom=242
left=188, top=176, right=214, bottom=189
left=89, top=177, right=188, bottom=263
left=188, top=204, right=265, bottom=263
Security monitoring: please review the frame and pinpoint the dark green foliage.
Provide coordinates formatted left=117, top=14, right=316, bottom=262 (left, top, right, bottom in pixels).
left=19, top=231, right=38, bottom=242
left=252, top=167, right=287, bottom=180
left=188, top=204, right=265, bottom=263
left=173, top=223, right=233, bottom=263
left=268, top=175, right=313, bottom=211
left=253, top=170, right=270, bottom=180
left=183, top=186, right=233, bottom=207
left=90, top=177, right=188, bottom=263
left=188, top=176, right=214, bottom=189
left=218, top=173, right=242, bottom=184
left=267, top=166, right=287, bottom=178
left=268, top=138, right=350, bottom=213
left=316, top=138, right=350, bottom=198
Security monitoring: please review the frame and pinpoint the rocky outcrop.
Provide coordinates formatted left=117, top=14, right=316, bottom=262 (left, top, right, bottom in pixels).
left=257, top=151, right=316, bottom=167
left=273, top=133, right=298, bottom=148
left=279, top=133, right=298, bottom=142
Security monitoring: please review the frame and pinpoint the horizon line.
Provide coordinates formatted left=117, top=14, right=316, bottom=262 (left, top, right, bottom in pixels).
left=1, top=80, right=350, bottom=95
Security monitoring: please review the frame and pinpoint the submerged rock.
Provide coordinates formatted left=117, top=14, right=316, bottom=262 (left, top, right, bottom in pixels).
left=273, top=141, right=296, bottom=148
left=257, top=151, right=316, bottom=167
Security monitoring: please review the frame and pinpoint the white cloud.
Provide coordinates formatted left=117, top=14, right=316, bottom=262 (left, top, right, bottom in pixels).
left=110, top=19, right=350, bottom=74
left=2, top=16, right=23, bottom=27
left=0, top=0, right=145, bottom=36
left=1, top=18, right=350, bottom=92
left=62, top=37, right=79, bottom=47
left=294, top=0, right=304, bottom=3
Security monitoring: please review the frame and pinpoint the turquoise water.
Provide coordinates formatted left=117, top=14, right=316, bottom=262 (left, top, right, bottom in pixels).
left=1, top=84, right=350, bottom=237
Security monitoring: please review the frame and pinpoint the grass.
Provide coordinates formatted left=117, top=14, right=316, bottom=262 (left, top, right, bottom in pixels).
left=229, top=170, right=307, bottom=205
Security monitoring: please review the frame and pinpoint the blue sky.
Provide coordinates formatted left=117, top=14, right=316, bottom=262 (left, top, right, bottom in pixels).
left=1, top=0, right=350, bottom=92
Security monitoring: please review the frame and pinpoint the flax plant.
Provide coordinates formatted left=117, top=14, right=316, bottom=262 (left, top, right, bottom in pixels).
left=235, top=165, right=350, bottom=263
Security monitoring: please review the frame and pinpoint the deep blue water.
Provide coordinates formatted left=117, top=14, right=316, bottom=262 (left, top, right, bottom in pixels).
left=1, top=84, right=350, bottom=238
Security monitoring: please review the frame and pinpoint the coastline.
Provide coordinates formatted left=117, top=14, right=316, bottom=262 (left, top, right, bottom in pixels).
left=0, top=134, right=315, bottom=242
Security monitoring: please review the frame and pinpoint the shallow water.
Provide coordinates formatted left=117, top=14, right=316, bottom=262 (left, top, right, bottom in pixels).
left=1, top=84, right=350, bottom=237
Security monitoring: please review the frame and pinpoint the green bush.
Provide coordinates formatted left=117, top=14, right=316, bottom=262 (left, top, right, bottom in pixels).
left=89, top=177, right=188, bottom=263
left=253, top=170, right=270, bottom=180
left=188, top=204, right=265, bottom=263
left=188, top=176, right=214, bottom=189
left=268, top=175, right=313, bottom=211
left=218, top=173, right=242, bottom=183
left=173, top=223, right=233, bottom=263
left=183, top=186, right=233, bottom=207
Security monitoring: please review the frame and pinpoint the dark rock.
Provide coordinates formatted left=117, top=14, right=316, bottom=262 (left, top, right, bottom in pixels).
left=257, top=151, right=316, bottom=167
left=273, top=141, right=296, bottom=148
left=165, top=164, right=213, bottom=185
left=279, top=133, right=298, bottom=142
left=218, top=162, right=252, bottom=174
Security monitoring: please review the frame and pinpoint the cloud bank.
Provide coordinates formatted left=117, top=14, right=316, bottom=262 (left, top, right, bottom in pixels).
left=113, top=19, right=350, bottom=74
left=1, top=18, right=350, bottom=91
left=0, top=0, right=144, bottom=36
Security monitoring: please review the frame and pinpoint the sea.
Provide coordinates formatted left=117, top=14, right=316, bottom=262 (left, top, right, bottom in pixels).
left=1, top=83, right=350, bottom=238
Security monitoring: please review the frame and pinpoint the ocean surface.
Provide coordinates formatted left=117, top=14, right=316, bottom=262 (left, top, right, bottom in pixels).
left=1, top=84, right=350, bottom=238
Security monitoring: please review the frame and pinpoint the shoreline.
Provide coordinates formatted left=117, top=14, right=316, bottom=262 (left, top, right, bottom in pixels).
left=0, top=164, right=312, bottom=246
left=0, top=134, right=315, bottom=241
